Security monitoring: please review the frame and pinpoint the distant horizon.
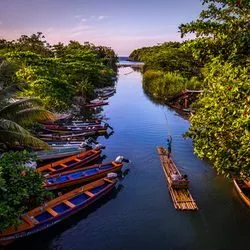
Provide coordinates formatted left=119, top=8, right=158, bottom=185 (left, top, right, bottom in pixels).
left=0, top=33, right=193, bottom=56
left=0, top=0, right=203, bottom=54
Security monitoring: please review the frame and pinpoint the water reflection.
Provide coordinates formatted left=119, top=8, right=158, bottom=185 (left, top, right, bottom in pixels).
left=8, top=65, right=250, bottom=250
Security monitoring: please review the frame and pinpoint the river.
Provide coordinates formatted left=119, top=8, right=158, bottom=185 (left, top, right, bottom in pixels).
left=9, top=66, right=250, bottom=250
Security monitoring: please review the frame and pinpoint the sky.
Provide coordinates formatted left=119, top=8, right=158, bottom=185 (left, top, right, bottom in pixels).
left=0, top=0, right=204, bottom=55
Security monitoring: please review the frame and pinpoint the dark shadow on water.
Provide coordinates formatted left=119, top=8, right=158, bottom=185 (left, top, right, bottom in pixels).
left=119, top=168, right=130, bottom=179
left=6, top=184, right=124, bottom=250
left=103, top=130, right=114, bottom=139
left=142, top=85, right=190, bottom=120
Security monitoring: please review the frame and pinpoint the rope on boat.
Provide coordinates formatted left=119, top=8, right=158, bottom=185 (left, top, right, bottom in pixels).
left=164, top=112, right=170, bottom=137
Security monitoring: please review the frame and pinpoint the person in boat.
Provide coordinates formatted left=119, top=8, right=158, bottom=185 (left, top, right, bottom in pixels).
left=171, top=171, right=180, bottom=181
left=166, top=136, right=172, bottom=158
left=181, top=174, right=188, bottom=180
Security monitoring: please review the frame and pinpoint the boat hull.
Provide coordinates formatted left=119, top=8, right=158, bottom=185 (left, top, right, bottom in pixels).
left=37, top=149, right=101, bottom=175
left=0, top=178, right=116, bottom=245
left=233, top=179, right=250, bottom=207
left=36, top=148, right=86, bottom=161
left=45, top=162, right=122, bottom=190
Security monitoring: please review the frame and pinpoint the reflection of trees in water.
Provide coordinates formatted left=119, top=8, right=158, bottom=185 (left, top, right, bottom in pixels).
left=142, top=84, right=166, bottom=106
left=142, top=83, right=189, bottom=120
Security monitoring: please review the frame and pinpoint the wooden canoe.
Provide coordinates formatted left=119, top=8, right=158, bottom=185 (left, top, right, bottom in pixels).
left=41, top=124, right=108, bottom=134
left=0, top=178, right=117, bottom=245
left=44, top=161, right=123, bottom=190
left=37, top=131, right=96, bottom=142
left=37, top=149, right=101, bottom=176
left=85, top=101, right=108, bottom=108
left=233, top=179, right=250, bottom=207
left=36, top=147, right=86, bottom=161
left=98, top=90, right=115, bottom=99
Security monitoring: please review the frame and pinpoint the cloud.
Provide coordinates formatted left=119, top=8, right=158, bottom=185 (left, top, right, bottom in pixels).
left=81, top=18, right=87, bottom=22
left=98, top=16, right=108, bottom=21
left=70, top=22, right=93, bottom=37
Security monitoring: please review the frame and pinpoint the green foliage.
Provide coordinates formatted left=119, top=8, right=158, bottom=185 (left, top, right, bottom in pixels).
left=179, top=0, right=250, bottom=64
left=143, top=70, right=201, bottom=102
left=0, top=34, right=118, bottom=111
left=0, top=151, right=52, bottom=230
left=187, top=59, right=250, bottom=178
left=130, top=42, right=181, bottom=61
left=0, top=60, right=20, bottom=88
left=130, top=42, right=200, bottom=78
left=130, top=42, right=202, bottom=102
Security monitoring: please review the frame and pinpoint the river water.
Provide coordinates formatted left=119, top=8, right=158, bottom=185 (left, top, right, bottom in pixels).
left=10, top=67, right=250, bottom=250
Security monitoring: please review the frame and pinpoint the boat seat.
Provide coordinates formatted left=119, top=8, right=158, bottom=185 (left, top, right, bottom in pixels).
left=104, top=178, right=113, bottom=183
left=22, top=215, right=39, bottom=225
left=63, top=200, right=76, bottom=208
left=84, top=191, right=95, bottom=197
left=48, top=167, right=56, bottom=172
left=46, top=208, right=58, bottom=217
left=74, top=158, right=81, bottom=162
left=60, top=163, right=68, bottom=168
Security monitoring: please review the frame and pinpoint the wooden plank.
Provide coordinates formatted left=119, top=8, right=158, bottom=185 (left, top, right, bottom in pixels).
left=60, top=163, right=68, bottom=168
left=103, top=178, right=113, bottom=183
left=74, top=158, right=81, bottom=162
left=22, top=215, right=36, bottom=226
left=46, top=208, right=58, bottom=217
left=48, top=167, right=55, bottom=172
left=84, top=191, right=95, bottom=197
left=63, top=200, right=76, bottom=208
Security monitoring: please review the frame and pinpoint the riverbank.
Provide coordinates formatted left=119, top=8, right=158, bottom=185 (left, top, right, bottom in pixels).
left=7, top=66, right=250, bottom=250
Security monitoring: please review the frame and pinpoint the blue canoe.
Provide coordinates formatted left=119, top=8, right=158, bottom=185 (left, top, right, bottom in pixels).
left=0, top=178, right=117, bottom=245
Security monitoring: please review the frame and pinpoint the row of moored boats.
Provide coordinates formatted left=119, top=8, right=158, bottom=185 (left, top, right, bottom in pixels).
left=0, top=86, right=123, bottom=246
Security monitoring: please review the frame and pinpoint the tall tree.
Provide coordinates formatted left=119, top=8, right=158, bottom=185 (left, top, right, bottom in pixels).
left=179, top=0, right=250, bottom=64
left=187, top=59, right=250, bottom=178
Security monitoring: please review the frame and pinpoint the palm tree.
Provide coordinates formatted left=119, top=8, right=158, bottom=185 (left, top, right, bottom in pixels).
left=0, top=85, right=55, bottom=149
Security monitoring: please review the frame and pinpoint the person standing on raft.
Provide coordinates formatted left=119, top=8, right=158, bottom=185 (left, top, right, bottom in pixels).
left=166, top=136, right=172, bottom=158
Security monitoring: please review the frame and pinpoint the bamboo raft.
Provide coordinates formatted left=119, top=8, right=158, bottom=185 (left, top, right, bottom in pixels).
left=157, top=146, right=198, bottom=211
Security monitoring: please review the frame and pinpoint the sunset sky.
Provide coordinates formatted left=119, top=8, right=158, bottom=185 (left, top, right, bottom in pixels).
left=0, top=0, right=203, bottom=55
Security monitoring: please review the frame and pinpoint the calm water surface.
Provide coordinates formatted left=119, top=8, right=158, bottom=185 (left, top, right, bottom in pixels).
left=9, top=67, right=250, bottom=250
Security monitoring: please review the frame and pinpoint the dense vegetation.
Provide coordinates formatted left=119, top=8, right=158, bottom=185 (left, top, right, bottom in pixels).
left=0, top=33, right=118, bottom=230
left=187, top=60, right=250, bottom=178
left=130, top=0, right=250, bottom=178
left=0, top=33, right=117, bottom=149
left=0, top=151, right=52, bottom=230
left=130, top=42, right=202, bottom=101
left=0, top=32, right=118, bottom=111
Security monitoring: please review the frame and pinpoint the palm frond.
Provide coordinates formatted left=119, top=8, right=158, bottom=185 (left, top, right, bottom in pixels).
left=0, top=118, right=32, bottom=135
left=0, top=129, right=50, bottom=149
left=14, top=108, right=55, bottom=125
left=0, top=85, right=22, bottom=102
left=0, top=98, right=44, bottom=118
